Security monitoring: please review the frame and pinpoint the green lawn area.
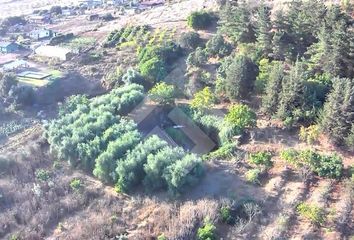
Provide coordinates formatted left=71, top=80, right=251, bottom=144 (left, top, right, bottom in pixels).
left=17, top=70, right=63, bottom=87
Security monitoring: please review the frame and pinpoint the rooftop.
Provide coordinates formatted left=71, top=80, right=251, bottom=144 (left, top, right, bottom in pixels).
left=0, top=41, right=15, bottom=48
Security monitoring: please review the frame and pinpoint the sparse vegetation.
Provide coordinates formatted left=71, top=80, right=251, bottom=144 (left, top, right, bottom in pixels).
left=297, top=202, right=325, bottom=225
left=245, top=169, right=261, bottom=184
left=197, top=219, right=216, bottom=240
left=248, top=151, right=272, bottom=168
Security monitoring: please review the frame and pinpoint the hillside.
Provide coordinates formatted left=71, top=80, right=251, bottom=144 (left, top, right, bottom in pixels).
left=0, top=0, right=353, bottom=239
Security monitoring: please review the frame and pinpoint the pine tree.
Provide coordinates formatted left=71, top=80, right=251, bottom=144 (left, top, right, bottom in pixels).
left=277, top=61, right=306, bottom=120
left=271, top=10, right=293, bottom=60
left=218, top=0, right=256, bottom=43
left=224, top=55, right=259, bottom=100
left=262, top=62, right=285, bottom=115
left=255, top=1, right=273, bottom=57
left=321, top=78, right=354, bottom=145
left=307, top=5, right=353, bottom=78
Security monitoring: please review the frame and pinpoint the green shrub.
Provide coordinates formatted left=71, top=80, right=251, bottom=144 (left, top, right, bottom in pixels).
left=163, top=153, right=204, bottom=195
left=296, top=202, right=325, bottom=225
left=206, top=34, right=233, bottom=57
left=225, top=104, right=257, bottom=132
left=179, top=31, right=202, bottom=50
left=248, top=151, right=272, bottom=168
left=139, top=57, right=167, bottom=82
left=280, top=149, right=301, bottom=167
left=186, top=47, right=208, bottom=66
left=197, top=219, right=216, bottom=240
left=9, top=85, right=36, bottom=106
left=35, top=169, right=51, bottom=182
left=115, top=135, right=168, bottom=192
left=122, top=68, right=146, bottom=87
left=220, top=206, right=234, bottom=224
left=187, top=11, right=213, bottom=30
left=191, top=87, right=215, bottom=112
left=157, top=234, right=167, bottom=240
left=70, top=178, right=82, bottom=191
left=299, top=125, right=320, bottom=144
left=204, top=142, right=237, bottom=160
left=59, top=95, right=89, bottom=116
left=299, top=150, right=343, bottom=179
left=245, top=169, right=261, bottom=184
left=148, top=82, right=176, bottom=105
left=143, top=146, right=185, bottom=191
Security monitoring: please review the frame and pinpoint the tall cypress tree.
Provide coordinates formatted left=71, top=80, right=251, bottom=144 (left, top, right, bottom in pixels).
left=322, top=78, right=354, bottom=144
left=224, top=55, right=259, bottom=100
left=255, top=1, right=273, bottom=57
left=307, top=5, right=353, bottom=78
left=272, top=10, right=294, bottom=61
left=262, top=62, right=285, bottom=115
left=277, top=60, right=306, bottom=120
left=219, top=0, right=256, bottom=43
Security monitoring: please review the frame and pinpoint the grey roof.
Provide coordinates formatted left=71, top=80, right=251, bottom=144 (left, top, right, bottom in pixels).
left=0, top=42, right=13, bottom=48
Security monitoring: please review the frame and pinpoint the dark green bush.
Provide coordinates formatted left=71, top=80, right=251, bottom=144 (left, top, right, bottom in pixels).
left=35, top=169, right=51, bottom=182
left=248, top=151, right=273, bottom=168
left=179, top=31, right=202, bottom=50
left=139, top=57, right=167, bottom=82
left=220, top=206, right=234, bottom=224
left=206, top=34, right=233, bottom=57
left=186, top=47, right=208, bottom=66
left=187, top=11, right=214, bottom=30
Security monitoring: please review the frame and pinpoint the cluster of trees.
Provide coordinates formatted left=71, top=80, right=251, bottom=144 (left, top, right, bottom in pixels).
left=46, top=83, right=203, bottom=194
left=186, top=34, right=233, bottom=67
left=182, top=1, right=353, bottom=149
left=137, top=41, right=182, bottom=82
left=103, top=25, right=149, bottom=48
left=0, top=73, right=35, bottom=108
left=0, top=16, right=27, bottom=36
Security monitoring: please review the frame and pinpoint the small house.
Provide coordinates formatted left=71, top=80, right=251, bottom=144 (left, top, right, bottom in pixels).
left=29, top=29, right=58, bottom=40
left=87, top=14, right=100, bottom=21
left=2, top=60, right=29, bottom=71
left=28, top=15, right=51, bottom=24
left=35, top=45, right=72, bottom=61
left=79, top=0, right=103, bottom=7
left=0, top=42, right=20, bottom=53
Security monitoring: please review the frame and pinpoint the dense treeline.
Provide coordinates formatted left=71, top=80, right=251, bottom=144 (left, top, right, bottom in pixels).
left=187, top=0, right=354, bottom=149
left=45, top=84, right=203, bottom=194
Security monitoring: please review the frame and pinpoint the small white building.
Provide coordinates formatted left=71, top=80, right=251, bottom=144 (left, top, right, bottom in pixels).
left=1, top=60, right=29, bottom=71
left=35, top=46, right=72, bottom=61
left=29, top=29, right=58, bottom=40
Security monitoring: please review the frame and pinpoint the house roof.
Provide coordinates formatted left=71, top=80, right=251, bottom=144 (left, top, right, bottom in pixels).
left=0, top=41, right=15, bottom=48
left=30, top=29, right=51, bottom=35
left=35, top=45, right=71, bottom=56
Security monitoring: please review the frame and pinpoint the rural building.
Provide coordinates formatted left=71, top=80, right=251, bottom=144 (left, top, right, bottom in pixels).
left=28, top=15, right=51, bottom=24
left=35, top=46, right=72, bottom=61
left=1, top=60, right=29, bottom=71
left=29, top=29, right=58, bottom=40
left=139, top=0, right=164, bottom=8
left=79, top=0, right=103, bottom=7
left=87, top=14, right=100, bottom=21
left=0, top=42, right=20, bottom=53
